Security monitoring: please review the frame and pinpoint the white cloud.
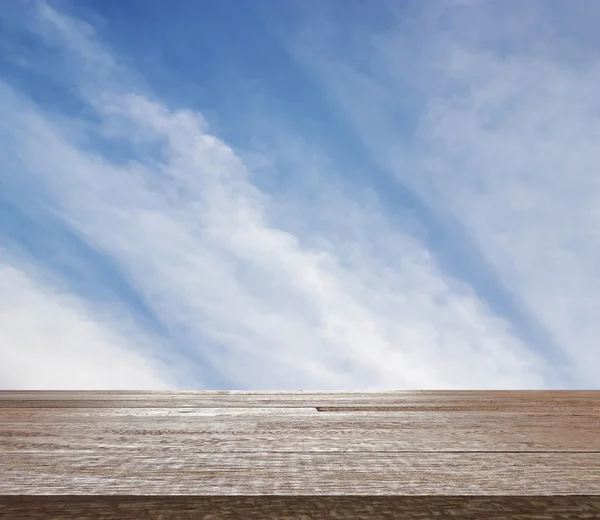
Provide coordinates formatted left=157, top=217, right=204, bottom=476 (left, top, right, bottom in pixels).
left=0, top=1, right=558, bottom=389
left=288, top=0, right=600, bottom=386
left=0, top=251, right=173, bottom=389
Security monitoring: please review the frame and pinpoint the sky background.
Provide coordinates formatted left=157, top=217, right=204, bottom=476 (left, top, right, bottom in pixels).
left=1, top=0, right=598, bottom=390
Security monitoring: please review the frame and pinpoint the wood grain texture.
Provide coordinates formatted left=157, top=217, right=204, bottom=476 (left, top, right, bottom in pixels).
left=2, top=390, right=599, bottom=410
left=2, top=408, right=599, bottom=452
left=1, top=496, right=599, bottom=520
left=4, top=451, right=600, bottom=494
left=1, top=391, right=599, bottom=517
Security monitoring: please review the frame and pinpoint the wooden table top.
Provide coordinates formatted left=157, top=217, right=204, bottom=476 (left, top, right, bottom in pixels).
left=2, top=390, right=599, bottom=496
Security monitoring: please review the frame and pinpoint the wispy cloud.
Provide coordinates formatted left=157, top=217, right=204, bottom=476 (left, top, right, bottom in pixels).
left=0, top=0, right=582, bottom=389
left=0, top=249, right=173, bottom=389
left=286, top=0, right=600, bottom=386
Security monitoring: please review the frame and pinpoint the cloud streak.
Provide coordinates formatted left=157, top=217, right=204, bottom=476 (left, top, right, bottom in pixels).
left=286, top=0, right=600, bottom=386
left=0, top=0, right=582, bottom=389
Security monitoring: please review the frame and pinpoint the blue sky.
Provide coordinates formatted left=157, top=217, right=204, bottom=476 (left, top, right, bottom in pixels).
left=1, top=0, right=598, bottom=389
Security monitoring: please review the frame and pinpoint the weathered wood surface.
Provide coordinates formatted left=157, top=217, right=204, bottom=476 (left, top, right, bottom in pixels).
left=2, top=390, right=599, bottom=410
left=4, top=450, right=600, bottom=494
left=1, top=496, right=600, bottom=520
left=3, top=410, right=598, bottom=452
left=1, top=391, right=599, bottom=518
left=1, top=391, right=599, bottom=496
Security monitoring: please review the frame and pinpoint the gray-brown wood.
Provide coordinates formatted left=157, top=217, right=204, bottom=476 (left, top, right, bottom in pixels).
left=3, top=450, right=600, bottom=494
left=1, top=391, right=599, bottom=517
left=2, top=407, right=599, bottom=452
left=1, top=496, right=600, bottom=520
left=2, top=390, right=599, bottom=410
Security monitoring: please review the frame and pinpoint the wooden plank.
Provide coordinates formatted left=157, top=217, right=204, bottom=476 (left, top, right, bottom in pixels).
left=1, top=407, right=599, bottom=452
left=1, top=390, right=598, bottom=411
left=2, top=451, right=599, bottom=494
left=1, top=391, right=599, bottom=503
left=1, top=496, right=599, bottom=520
